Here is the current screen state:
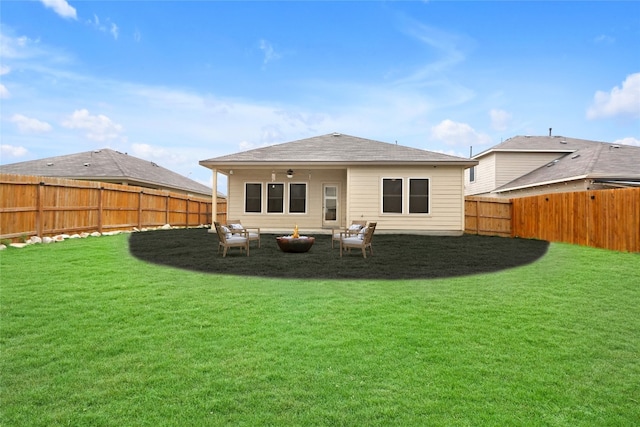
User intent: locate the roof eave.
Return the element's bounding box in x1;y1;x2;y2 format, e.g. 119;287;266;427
493;175;589;193
473;148;576;159
199;160;478;169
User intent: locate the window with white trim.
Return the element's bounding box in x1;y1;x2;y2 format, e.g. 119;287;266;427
382;178;403;213
289;183;307;214
245;183;262;213
382;177;430;214
409;178;430;214
267;183;284;213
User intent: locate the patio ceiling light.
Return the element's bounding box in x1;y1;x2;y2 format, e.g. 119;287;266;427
287;169;294;178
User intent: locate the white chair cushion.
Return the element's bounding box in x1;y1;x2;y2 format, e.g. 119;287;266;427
358;227;368;240
342;236;362;245
348;223;363;231
226;236;247;243
230;223;244;230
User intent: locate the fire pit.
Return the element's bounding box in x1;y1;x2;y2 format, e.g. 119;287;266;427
276;236;315;253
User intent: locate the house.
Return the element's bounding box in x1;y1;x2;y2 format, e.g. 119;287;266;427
465;135;640;198
0;148;216;199
199;133;477;235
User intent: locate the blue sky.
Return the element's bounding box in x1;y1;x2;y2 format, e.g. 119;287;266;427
1;1;639;191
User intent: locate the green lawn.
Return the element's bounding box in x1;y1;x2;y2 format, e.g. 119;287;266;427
1;232;639;426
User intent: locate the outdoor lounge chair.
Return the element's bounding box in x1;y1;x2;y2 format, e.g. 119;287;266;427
331;220;367;248
214;221;249;257
226;219;261;248
340;222;376;258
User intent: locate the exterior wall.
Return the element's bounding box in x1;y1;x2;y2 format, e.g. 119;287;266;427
225;168;346;231
465;153;496;196
495;152;561;188
347;165;465;234
225;165;467;234
465;151;563;196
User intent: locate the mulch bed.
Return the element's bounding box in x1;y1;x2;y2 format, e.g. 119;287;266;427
128;228;549;280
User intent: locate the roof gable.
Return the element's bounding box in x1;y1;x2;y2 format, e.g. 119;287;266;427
200;133;475;166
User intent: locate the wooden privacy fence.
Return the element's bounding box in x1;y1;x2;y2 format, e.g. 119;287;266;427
466;187;640;252
464;196;512;237
0;174;227;240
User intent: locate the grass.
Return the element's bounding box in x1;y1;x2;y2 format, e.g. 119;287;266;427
1;231;639;426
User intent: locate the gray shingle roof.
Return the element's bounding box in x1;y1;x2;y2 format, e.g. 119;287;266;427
199;133;476;167
494;141;640;193
474;135;606;157
0;149;214;197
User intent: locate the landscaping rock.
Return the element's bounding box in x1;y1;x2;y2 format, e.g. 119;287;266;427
10;243;28;248
0;244;6;250
29;236;43;244
43;237;54;244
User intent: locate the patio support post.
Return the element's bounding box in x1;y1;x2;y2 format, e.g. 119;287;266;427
211;169;218;226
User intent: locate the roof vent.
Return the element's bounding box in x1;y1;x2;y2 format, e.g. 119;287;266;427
547;160;559;167
560;140;567;144
332;132;341;137
611;145;620;149
571;154;581;159
84;163;90;167
47;162;54;166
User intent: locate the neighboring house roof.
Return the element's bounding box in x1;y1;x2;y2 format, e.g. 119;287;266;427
200;133;477;168
0;148;216;198
473;135;606;158
492;138;640;193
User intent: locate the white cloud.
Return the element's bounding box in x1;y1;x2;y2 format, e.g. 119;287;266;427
594;34;615;44
0;84;9;99
394;19;469;85
0;65;10;75
10;114;53;133
61;109;124;142
111;23;119;40
1;144;28;160
613;137;640;147
87;14;119;40
587;73;640;120
490;109;512;132
39;0;77;20
430;119;492;147
259;39;281;65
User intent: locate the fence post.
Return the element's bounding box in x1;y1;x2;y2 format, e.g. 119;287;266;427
138;191;143;229
37;182;44;237
165;195;170;225
98;187;104;233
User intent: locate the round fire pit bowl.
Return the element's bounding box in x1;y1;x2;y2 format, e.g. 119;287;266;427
276;236;316;253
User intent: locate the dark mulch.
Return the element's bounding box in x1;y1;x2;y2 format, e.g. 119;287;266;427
128;228;549;280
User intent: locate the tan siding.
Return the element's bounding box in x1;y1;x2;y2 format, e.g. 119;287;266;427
495;152;561;187
226;169;346;230
465;153;497;195
348;166;465;234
